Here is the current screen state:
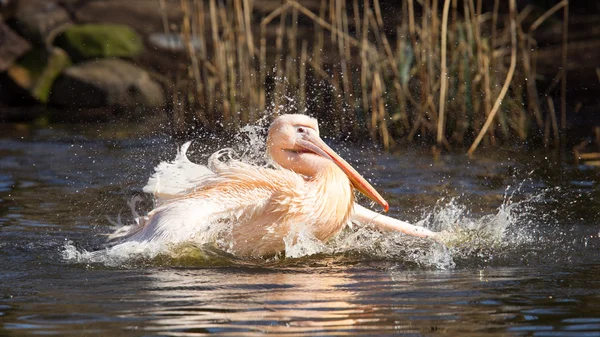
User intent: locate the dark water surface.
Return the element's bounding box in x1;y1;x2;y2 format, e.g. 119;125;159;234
1;123;599;336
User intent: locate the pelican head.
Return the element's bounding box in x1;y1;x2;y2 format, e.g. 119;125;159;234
267;114;389;212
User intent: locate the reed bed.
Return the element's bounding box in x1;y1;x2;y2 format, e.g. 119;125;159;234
170;0;569;154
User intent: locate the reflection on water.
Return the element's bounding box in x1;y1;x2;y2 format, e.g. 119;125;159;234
3;264;600;336
1;123;600;336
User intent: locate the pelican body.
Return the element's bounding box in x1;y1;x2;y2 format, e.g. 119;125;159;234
110;114;438;257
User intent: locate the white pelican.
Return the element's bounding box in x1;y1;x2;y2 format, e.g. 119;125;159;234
109;114;439;257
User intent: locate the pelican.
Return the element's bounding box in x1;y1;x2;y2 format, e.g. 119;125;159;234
109;114;439;257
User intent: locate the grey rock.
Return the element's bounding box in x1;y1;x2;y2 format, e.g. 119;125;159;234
148;33;203;52
0;0;19;19
49;58;165;111
0;21;31;71
11;0;70;46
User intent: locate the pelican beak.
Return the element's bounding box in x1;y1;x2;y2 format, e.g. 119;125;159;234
298;134;389;212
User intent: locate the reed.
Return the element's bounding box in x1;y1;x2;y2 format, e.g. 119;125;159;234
172;0;569;153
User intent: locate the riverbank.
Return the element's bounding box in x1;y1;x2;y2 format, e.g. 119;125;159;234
0;0;598;154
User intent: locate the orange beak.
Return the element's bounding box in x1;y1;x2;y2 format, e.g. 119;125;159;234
298;134;389;212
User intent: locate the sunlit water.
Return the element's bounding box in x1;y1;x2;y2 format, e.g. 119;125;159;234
1;122;599;336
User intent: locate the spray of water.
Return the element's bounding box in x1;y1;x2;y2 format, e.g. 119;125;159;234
61;117;552;270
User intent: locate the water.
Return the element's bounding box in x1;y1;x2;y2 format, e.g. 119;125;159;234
1;122;599;336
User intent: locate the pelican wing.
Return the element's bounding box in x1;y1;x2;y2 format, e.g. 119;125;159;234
111;150;305;248
143;142;214;203
352;204;440;240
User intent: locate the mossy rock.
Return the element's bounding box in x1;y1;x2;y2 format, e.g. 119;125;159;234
54;24;143;62
6;47;71;104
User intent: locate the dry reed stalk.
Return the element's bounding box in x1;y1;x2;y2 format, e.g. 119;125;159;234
468;0;518;156
239;0;257;124
333;0;341;46
308;60;335;84
424;0;435;97
490;0;499;59
181;0;204;122
373;73;391;149
272;6;288;116
331;67;345;133
232;0;244;125
407;0;429;134
194;0;215;121
314;1;325;69
395;26;411;130
242;0;254;56
544;110;551;146
341;0;355;119
173;73;186;135
227;40;238;128
286;56;296;112
158;0;170;36
407;116;423;142
517;25;543;129
299;40;307;114
371;71;379;142
287;0;370;51
219;3;236;127
560;2;568;132
258;2;290;112
372;0;405;128
352;0;361;36
360;1;370;120
173;0;555;152
482;53;495;146
547;97;559;148
329;0;336;44
527;0;569;136
335;0;351;122
463;0;484;136
289;6;299;90
420;0;432;124
431;0;439;48
456;23;469;143
258;28;266;111
207;0;230;126
437;0;451;145
467;0;492;143
530;0;568;32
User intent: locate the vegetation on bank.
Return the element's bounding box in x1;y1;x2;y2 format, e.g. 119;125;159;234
171;0;570;154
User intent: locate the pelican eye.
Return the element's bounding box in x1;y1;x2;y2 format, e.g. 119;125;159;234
297;127;306;134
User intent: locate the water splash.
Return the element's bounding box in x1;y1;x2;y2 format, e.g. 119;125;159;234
62;119;554;270
62;184;550;270
275;182;553;270
62;240;166;268
233;115;271;165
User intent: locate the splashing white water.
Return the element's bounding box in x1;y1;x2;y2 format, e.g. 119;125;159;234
62;120;548;270
62;184;545;270
233;115;271;165
62;240;166;268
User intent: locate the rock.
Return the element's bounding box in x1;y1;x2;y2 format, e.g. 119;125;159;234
0;0;19;19
6;47;71;103
72;0;182;36
49;58;165;111
8;0;71;46
148;33;203;53
0;21;31;71
54;24;143;61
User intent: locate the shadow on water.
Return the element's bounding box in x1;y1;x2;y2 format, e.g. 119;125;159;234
1;123;600;336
